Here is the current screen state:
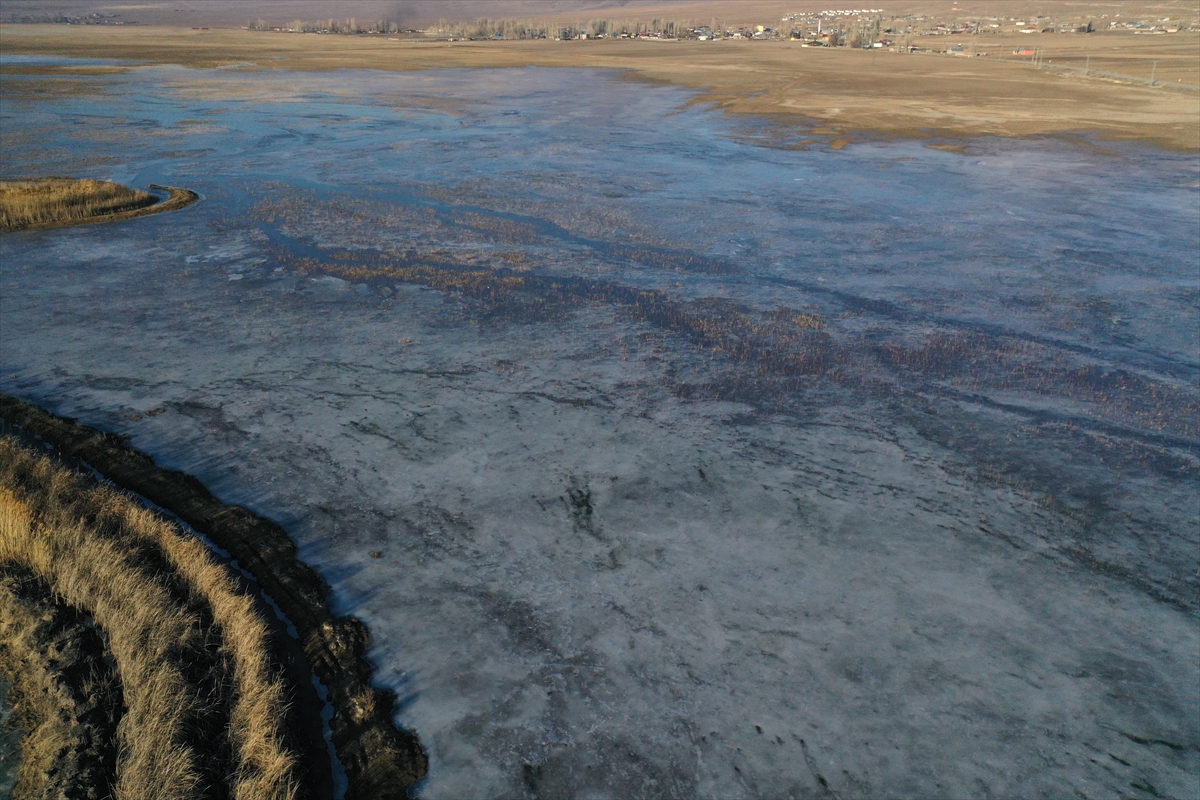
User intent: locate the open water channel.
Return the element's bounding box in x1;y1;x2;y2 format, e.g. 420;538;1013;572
1;58;1197;798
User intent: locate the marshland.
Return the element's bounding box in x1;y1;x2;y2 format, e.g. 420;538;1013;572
0;177;200;232
0;7;1198;799
0;436;302;799
0;178;154;230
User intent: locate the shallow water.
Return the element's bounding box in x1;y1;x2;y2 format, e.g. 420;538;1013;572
1;64;1197;798
0;54;144;66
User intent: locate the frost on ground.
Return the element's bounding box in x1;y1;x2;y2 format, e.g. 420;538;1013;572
1;64;1197;798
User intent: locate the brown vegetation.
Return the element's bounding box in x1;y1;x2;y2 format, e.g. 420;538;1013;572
0;396;429;799
0;178;199;232
0;178;154;230
259;233;1198;449
0;567;122;800
0;436;301;799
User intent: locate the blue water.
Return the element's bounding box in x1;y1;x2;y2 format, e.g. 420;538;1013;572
4;65;1196;355
4;65;1196;452
0;54;143;66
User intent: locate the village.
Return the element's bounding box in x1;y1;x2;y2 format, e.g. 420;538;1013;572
236;6;1199;48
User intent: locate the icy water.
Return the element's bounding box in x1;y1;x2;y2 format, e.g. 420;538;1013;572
1;62;1198;798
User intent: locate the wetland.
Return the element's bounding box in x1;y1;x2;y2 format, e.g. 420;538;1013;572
0;55;1197;799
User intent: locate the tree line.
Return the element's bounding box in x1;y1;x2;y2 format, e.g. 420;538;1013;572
249;18;409;34
248;17;698;39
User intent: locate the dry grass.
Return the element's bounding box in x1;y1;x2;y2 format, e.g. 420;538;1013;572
0;437;300;800
0;563;123;799
0;574;89;799
0;178;155;231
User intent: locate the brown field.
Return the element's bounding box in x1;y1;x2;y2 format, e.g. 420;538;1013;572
909;29;1200;85
0;437;300;799
1;21;1196;150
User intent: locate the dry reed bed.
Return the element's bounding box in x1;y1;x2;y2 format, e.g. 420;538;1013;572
0;567;122;799
0;178;155;231
0;436;300;800
0;178;200;232
0;396;428;799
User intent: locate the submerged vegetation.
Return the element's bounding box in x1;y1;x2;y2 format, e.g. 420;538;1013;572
0;437;301;799
272;238;1199;445
251;186;1197;614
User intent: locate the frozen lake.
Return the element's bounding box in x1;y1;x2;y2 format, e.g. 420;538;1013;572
1;62;1198;798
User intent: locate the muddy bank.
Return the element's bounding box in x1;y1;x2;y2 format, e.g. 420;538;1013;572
0;394;428;799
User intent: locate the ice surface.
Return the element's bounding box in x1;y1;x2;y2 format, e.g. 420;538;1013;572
1;65;1197;798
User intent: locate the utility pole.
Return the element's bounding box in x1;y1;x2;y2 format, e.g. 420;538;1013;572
1085;54;1090;74
1150;60;1157;85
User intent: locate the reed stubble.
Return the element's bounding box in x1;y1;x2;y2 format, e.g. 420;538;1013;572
0;437;300;800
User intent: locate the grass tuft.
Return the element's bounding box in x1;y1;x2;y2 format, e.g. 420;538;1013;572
0;437;300;799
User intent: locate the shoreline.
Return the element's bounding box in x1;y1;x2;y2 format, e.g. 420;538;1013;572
0;25;1196;152
0;395;429;799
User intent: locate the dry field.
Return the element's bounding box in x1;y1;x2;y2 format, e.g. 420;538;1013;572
1;20;1196;150
0;436;300;799
910;29;1200;84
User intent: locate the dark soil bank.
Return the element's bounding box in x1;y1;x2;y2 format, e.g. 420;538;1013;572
0;394;428;799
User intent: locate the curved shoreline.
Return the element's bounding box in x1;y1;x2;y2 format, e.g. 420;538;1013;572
0;25;1195;152
0;394;428;799
1;185;200;233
